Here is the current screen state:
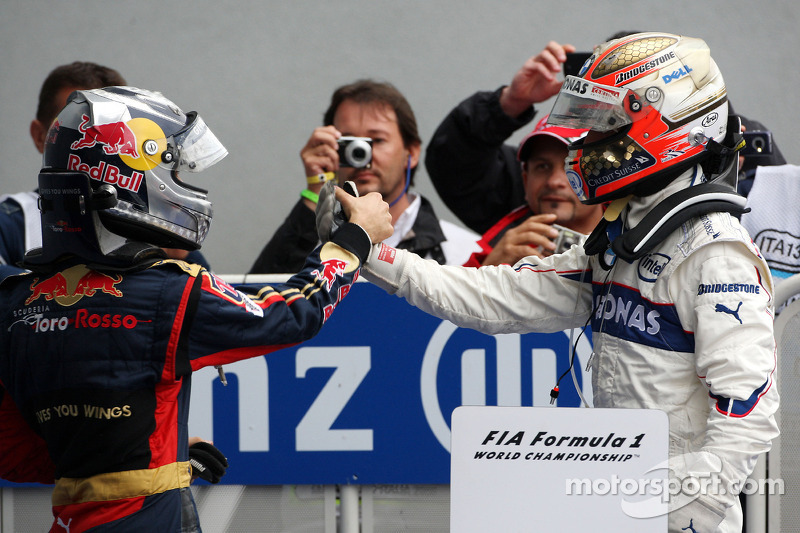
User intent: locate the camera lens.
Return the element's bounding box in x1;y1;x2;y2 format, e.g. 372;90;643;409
351;146;367;160
752;136;765;153
344;139;372;168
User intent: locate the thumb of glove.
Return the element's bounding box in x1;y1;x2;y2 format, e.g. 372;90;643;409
316;181;358;243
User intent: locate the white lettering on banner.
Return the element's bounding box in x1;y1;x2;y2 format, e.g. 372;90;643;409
187;322;592;455
462;347;558;408
461;349;487;405
188;357;270;451
497;335;522;406
532;349;558;406
295;347;373;451
188;349;371;453
421;322;594;453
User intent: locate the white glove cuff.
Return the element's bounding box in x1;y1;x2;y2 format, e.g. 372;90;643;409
361;243;407;294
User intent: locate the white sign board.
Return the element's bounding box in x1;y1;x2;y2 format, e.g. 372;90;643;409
450;406;668;532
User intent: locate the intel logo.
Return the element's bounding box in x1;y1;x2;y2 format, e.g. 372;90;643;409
638;253;671;283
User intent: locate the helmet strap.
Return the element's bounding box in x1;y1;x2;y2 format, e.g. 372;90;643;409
585;182;749;266
701;115;745;187
24;170;163;271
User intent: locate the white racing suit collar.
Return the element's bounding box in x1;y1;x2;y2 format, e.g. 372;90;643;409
585;165;748;266
625;167;701;228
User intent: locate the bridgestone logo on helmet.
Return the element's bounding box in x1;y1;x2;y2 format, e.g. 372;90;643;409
615;51;676;85
67;154;144;193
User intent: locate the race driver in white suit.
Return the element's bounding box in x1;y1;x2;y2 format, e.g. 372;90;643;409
357;32;779;532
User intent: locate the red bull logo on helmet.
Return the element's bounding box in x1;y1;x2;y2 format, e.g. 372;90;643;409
26;266;123;306
71;114;140;158
67;154;143;193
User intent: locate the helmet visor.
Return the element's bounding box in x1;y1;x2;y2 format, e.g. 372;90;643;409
549;76;654;133
171;113;228;173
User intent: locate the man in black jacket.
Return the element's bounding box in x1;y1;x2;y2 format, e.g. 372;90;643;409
425;41;574;235
249;79;479;274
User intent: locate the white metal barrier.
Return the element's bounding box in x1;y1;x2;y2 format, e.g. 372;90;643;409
744;273;800;533
0;484;451;532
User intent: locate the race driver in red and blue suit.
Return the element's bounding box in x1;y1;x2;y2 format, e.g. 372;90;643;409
0;86;392;532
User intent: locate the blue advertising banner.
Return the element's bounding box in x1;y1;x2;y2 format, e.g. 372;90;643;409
186;279;594;486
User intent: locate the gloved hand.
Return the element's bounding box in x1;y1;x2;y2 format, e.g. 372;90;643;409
316;180;358;242
189;441;228;484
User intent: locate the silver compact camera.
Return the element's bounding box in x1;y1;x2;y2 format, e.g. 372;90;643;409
552;224;587;254
338;136;373;168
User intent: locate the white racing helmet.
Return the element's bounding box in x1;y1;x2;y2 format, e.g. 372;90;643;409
548;33;729;204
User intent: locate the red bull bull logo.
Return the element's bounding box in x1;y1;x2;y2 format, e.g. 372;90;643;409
74;271;124;298
71;114;140;158
25;273;69;305
26;266;124;306
312;259;348;291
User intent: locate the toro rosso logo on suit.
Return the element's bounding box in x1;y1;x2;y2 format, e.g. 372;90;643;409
26;310;148;333
26;267;123;306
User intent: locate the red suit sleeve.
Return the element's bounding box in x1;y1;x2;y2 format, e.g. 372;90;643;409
0;387;56;484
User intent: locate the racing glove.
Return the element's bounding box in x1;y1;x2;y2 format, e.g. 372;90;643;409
189;441;228;484
315;180;358;242
361;243;409;294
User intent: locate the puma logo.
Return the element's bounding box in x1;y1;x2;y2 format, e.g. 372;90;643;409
715;301;743;324
681;518;697;533
57;517;73;532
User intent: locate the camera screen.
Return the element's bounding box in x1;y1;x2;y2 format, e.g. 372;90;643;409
552;224;587;254
563;52;592;77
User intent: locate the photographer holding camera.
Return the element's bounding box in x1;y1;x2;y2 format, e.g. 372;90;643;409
249;79;480;273
463;115;602;267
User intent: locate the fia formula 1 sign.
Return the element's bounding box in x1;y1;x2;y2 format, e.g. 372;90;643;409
450;407;668;531
188;280;594;485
